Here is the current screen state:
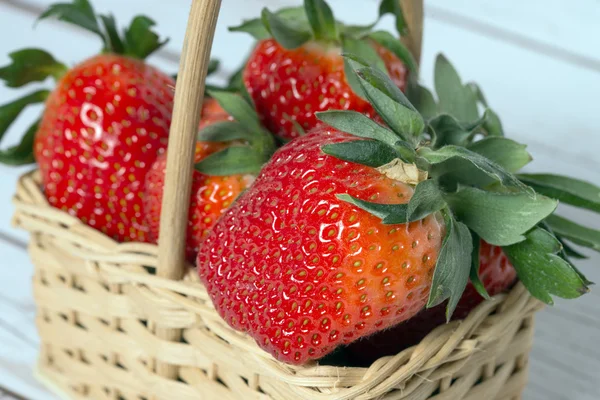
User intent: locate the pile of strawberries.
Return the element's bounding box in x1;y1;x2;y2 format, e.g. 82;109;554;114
2;0;599;367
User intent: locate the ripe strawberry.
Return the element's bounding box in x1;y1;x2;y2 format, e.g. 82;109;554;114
197;54;592;365
0;0;174;242
231;0;417;140
144;98;260;262
340;241;517;366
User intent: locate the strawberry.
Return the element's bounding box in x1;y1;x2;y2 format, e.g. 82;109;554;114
144;96;273;262
196;53;595;365
231;0;417;140
340;241;517;366
0;0;174;242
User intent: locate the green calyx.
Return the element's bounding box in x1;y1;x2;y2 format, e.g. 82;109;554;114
194;90;276;177
38;0;169;59
316;53;597;318
229;0;419;88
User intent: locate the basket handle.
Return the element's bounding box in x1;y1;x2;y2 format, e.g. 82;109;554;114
400;0;424;66
154;0;222;379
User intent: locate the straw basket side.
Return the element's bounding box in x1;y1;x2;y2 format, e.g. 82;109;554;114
10;0;546;398
13;170;543;400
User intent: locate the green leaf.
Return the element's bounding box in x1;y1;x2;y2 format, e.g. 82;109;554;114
99;14;125;54
304;0;338;41
428;210;473;320
503;227;590;305
262;8;312;49
355;66;424;142
406;84;438;120
229;7;307;40
469;137;531;173
0;49;67;87
0;90;49;144
38;0;105;43
378;0;408;35
545;214;600;253
466;82;504;136
559;239;589;260
406;179;446;221
518;173;600;214
195;146;265;176
421;145;532;193
124;16;169;59
315;110;399;146
207;59;220;76
434;54;478;123
369;31;418;74
0;119;38;165
469;235;490;300
207;90;262;133
342;38;389;100
322;140;399;167
198;121;256;143
445;186;558;246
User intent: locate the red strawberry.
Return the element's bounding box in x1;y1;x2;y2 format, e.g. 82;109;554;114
144;98;256;262
0;0;174;242
197;127;446;364
231;0;416;140
196;54;590;366
341;241;517;366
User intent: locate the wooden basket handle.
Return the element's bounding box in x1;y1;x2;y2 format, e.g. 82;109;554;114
157;0;424;282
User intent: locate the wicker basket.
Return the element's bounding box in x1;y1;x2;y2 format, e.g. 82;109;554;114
12;0;545;399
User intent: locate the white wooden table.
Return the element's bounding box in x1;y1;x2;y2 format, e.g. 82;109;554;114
0;0;599;399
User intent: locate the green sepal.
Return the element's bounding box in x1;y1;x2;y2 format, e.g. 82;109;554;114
434;54;479;123
429;114;472;148
518;173;600;214
99;14;125;54
207;90;263;133
420;145;532;193
469;234;490;300
195;146;265;176
315;110;399;146
427;209;473;321
261;8;312;49
369;30;418;74
123;16;169;59
406;179;446;221
406;83;438;120
466;82;504;136
503;227;591;305
431;137;532;190
0;119;39;166
445;186;558;246
545;214;600;253
337;180;445;225
304;0;338;41
342;37;388;100
198;121;256;143
0;49;67;88
38;0;104;40
378;0;408;35
322;140;399;167
229;7;307;41
0;90;49;144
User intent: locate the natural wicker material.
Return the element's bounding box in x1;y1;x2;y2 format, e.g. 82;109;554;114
14;170;544;400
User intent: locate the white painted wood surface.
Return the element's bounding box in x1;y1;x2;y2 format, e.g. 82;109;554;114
0;0;598;399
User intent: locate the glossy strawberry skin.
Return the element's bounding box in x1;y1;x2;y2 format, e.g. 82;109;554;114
244;39;408;141
34;54;175;243
342;241;517;366
144;99;254;262
196;126;444;365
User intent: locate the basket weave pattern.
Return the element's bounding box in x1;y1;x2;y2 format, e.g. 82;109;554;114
13;170;544;400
